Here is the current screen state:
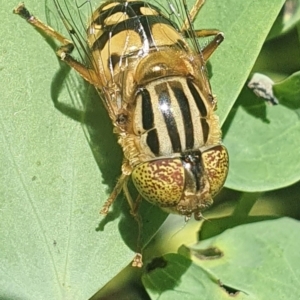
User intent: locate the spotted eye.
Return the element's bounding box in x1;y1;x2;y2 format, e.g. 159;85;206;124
131;158;185;207
201;145;229;196
132;146;228;215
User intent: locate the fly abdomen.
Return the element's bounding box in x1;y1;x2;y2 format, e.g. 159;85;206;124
87;1;183;83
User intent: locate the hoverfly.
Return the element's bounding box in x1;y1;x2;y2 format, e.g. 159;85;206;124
14;0;229;267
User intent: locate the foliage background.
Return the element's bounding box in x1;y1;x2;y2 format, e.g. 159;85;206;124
1;0;300;299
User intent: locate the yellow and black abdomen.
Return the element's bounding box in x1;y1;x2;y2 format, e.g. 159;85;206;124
87;0;185;86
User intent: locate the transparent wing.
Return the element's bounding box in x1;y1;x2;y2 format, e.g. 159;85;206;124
46;0;95;68
46;0;204;72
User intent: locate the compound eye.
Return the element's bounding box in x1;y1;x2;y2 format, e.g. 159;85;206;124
202;145;229;196
131;158;184;207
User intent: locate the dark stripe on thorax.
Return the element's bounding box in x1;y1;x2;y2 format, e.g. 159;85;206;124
187;78;209;143
201;118;209;144
155;82;181;153
187;78;207;117
169;81;194;150
139;88;159;155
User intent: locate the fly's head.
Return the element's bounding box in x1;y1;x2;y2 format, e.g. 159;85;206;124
131;145;229;218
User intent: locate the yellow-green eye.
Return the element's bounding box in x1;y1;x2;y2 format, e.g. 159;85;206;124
131;158;185;207
131;146;229;216
202;145;229;196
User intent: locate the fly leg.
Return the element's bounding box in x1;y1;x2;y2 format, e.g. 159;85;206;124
100;174;129;215
123;183;143;268
100;174;143;268
13;3;101;87
182;0;205;27
193;29;224;61
181;0;224;61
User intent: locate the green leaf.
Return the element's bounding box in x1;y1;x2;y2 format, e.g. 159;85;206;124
143;254;229;300
274;70;300;116
223;84;300;192
268;0;300;39
143;218;300;300
252;28;300;78
192;0;286;124
223;15;300;192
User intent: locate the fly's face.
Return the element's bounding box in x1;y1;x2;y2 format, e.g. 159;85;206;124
14;0;228;266
132;145;228;218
